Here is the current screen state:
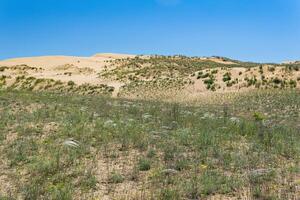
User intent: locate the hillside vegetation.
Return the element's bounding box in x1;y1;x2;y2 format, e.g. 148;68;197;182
0;55;299;100
99;56;300;97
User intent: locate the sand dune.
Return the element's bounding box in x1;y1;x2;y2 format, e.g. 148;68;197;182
1;53;299;99
0;53;137;69
0;53;233;69
0;54;135;96
0;55;108;70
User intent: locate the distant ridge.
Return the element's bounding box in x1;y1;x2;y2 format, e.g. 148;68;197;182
282;60;300;64
92;53;136;59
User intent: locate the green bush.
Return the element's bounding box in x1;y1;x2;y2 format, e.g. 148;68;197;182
223;72;231;82
67;81;75;86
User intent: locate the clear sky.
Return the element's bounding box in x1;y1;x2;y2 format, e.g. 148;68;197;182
1;0;299;62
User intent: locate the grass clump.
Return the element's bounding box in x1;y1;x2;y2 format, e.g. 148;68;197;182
109;171;124;184
138;158;151;171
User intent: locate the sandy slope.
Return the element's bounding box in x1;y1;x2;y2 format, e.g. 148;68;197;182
1;55;110;69
1;53;299;100
0;53;133;95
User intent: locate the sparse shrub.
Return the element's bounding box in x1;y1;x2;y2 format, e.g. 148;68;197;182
203;76;215;91
245;76;257;86
138;158;151;171
81;170;97;190
289;80;297;88
200;73;209;79
107;87;114;92
64;72;72;76
272;77;281;84
253;112;264;121
211;69;218;74
163;143;178;162
16;75;25;82
23;183;41;200
196;71;203;79
47;183;73;200
34;78;44;86
174;158;190;171
293;65;299;71
223;72;231;82
67;81;75;86
0;75;6;81
0;66;7;72
0;75;6;87
226;81;233;87
259;65;263;74
159;188;181;200
147;148;156;158
54;80;63;85
268;66;275;72
109;171;124;184
204;78;214;85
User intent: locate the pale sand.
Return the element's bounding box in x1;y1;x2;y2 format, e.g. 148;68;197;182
0;55;107;70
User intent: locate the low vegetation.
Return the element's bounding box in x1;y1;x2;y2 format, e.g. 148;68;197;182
0;75;114;95
0;89;299;199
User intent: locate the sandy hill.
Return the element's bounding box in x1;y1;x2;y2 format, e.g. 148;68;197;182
0;54;127;69
0;54;299;101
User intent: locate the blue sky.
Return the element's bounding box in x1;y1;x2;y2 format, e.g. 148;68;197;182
0;0;299;62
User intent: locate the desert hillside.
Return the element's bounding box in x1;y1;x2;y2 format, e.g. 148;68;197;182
0;53;299;101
